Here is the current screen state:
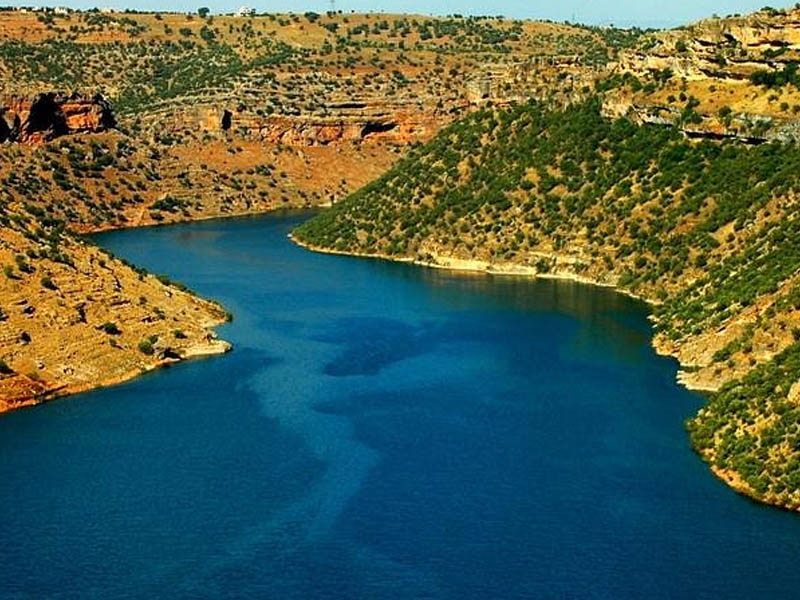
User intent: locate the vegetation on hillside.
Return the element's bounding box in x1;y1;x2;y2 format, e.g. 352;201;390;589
0;10;612;119
0;10;617;232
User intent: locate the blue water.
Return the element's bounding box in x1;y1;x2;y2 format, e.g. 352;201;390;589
1;210;799;599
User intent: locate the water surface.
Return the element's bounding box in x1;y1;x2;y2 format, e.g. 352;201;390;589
1;211;799;599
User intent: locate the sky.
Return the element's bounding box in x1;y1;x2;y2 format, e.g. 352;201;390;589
2;0;783;28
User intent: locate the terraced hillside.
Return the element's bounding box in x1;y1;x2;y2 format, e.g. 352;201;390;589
293;98;800;511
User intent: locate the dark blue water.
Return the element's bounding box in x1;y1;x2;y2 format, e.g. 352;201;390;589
1;211;799;599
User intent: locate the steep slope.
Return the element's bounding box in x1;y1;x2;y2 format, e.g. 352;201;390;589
293;99;800;511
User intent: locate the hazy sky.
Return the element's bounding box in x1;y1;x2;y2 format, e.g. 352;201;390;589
3;0;782;28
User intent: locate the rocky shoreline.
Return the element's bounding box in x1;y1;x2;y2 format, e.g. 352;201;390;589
0;230;234;416
0;318;231;416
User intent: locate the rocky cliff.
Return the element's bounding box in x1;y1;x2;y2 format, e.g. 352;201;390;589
135;53;602;150
617;8;800;81
607;6;800;142
0;92;115;144
160;102;451;147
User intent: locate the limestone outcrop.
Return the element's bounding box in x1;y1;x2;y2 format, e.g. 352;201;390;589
227;112;443;146
149;100;456;147
607;6;800;142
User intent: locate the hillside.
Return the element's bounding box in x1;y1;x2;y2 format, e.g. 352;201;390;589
293;97;800;511
0;9;619;229
293;5;800;512
0;9;611;141
0;204;231;413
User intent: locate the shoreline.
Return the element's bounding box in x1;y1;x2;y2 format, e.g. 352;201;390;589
0;327;231;416
0;206;317;417
81;204;318;235
0;273;233;417
289;234;652;300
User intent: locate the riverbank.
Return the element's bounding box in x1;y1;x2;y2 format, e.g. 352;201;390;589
0;332;231;414
0;228;233;416
0;207;336;417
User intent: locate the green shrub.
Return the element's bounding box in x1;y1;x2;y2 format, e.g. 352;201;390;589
138;339;154;355
100;322;121;335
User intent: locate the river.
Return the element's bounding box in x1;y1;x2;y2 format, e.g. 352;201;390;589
1;211;799;599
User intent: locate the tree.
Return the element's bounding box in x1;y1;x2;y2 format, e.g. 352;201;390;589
101;322;121;335
197;7;210;18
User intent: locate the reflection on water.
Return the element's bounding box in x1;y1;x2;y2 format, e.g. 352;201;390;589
415;266;637;317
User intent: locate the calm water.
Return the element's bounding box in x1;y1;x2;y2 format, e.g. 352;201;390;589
1;211;799;599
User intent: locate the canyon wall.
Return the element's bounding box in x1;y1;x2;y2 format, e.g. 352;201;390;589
184;103;451;146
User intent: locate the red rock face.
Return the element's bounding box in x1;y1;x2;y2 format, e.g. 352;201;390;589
237;108;457;147
254;114;438;146
0;92;115;144
157;103;456;148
